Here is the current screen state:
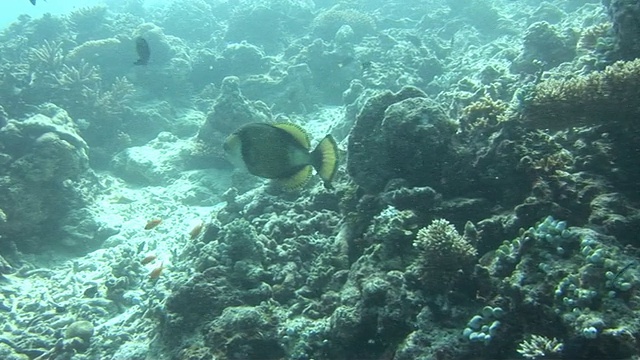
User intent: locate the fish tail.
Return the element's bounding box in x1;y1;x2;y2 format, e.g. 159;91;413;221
311;135;339;189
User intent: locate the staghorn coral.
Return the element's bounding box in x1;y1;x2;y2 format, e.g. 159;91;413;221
89;76;134;112
520;58;640;130
54;60;101;90
30;39;65;71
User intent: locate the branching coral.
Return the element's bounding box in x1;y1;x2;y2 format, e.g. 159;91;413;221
30;39;65;71
460;96;509;132
412;219;477;289
83;76;135;117
54;60;101;90
517;334;563;359
520;58;640;130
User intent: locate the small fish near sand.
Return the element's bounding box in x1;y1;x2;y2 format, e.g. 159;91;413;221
149;262;164;280
224;122;339;190
140;254;157;265
189;221;204;240
134;37;150;65
29;0;36;4
144;218;162;230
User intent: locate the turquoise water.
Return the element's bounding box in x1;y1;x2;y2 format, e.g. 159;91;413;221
0;1;638;359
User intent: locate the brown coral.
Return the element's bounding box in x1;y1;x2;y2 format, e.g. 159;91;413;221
520;58;640;130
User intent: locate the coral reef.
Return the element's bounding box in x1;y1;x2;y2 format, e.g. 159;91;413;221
1;1;639;360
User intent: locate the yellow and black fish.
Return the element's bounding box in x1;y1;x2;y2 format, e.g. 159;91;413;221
224;123;339;190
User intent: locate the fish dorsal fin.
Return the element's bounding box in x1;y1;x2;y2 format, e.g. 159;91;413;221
272;123;311;150
278;165;313;190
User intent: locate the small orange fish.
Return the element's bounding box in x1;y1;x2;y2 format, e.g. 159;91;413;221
140;254;157;265
189;221;204;240
149;262;164;279
145;218;162;230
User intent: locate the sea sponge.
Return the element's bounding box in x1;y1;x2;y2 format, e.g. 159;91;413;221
520;58;640;129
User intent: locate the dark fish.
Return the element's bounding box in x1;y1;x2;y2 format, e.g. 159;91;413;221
134;37;150;65
224;122;339;189
30;0;36;4
361;60;372;71
83;286;98;298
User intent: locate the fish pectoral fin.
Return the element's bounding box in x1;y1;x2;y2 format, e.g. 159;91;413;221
312;135;339;188
277;165;313;190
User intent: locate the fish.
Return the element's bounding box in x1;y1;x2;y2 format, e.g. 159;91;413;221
83;286;98;298
223;123;339;190
30;0;36;4
141;254;157;265
149;262;164;279
144;218;162;230
134;37;150;65
189;221;204;240
337;56;355;68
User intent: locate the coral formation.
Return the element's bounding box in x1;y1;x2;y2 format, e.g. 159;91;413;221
0;104;95;251
511;21;576;74
411;219;477;291
347;86;457;193
311;8;375;41
517;334;564;359
605;0;640;60
0;1;639;360
520;58;640;129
